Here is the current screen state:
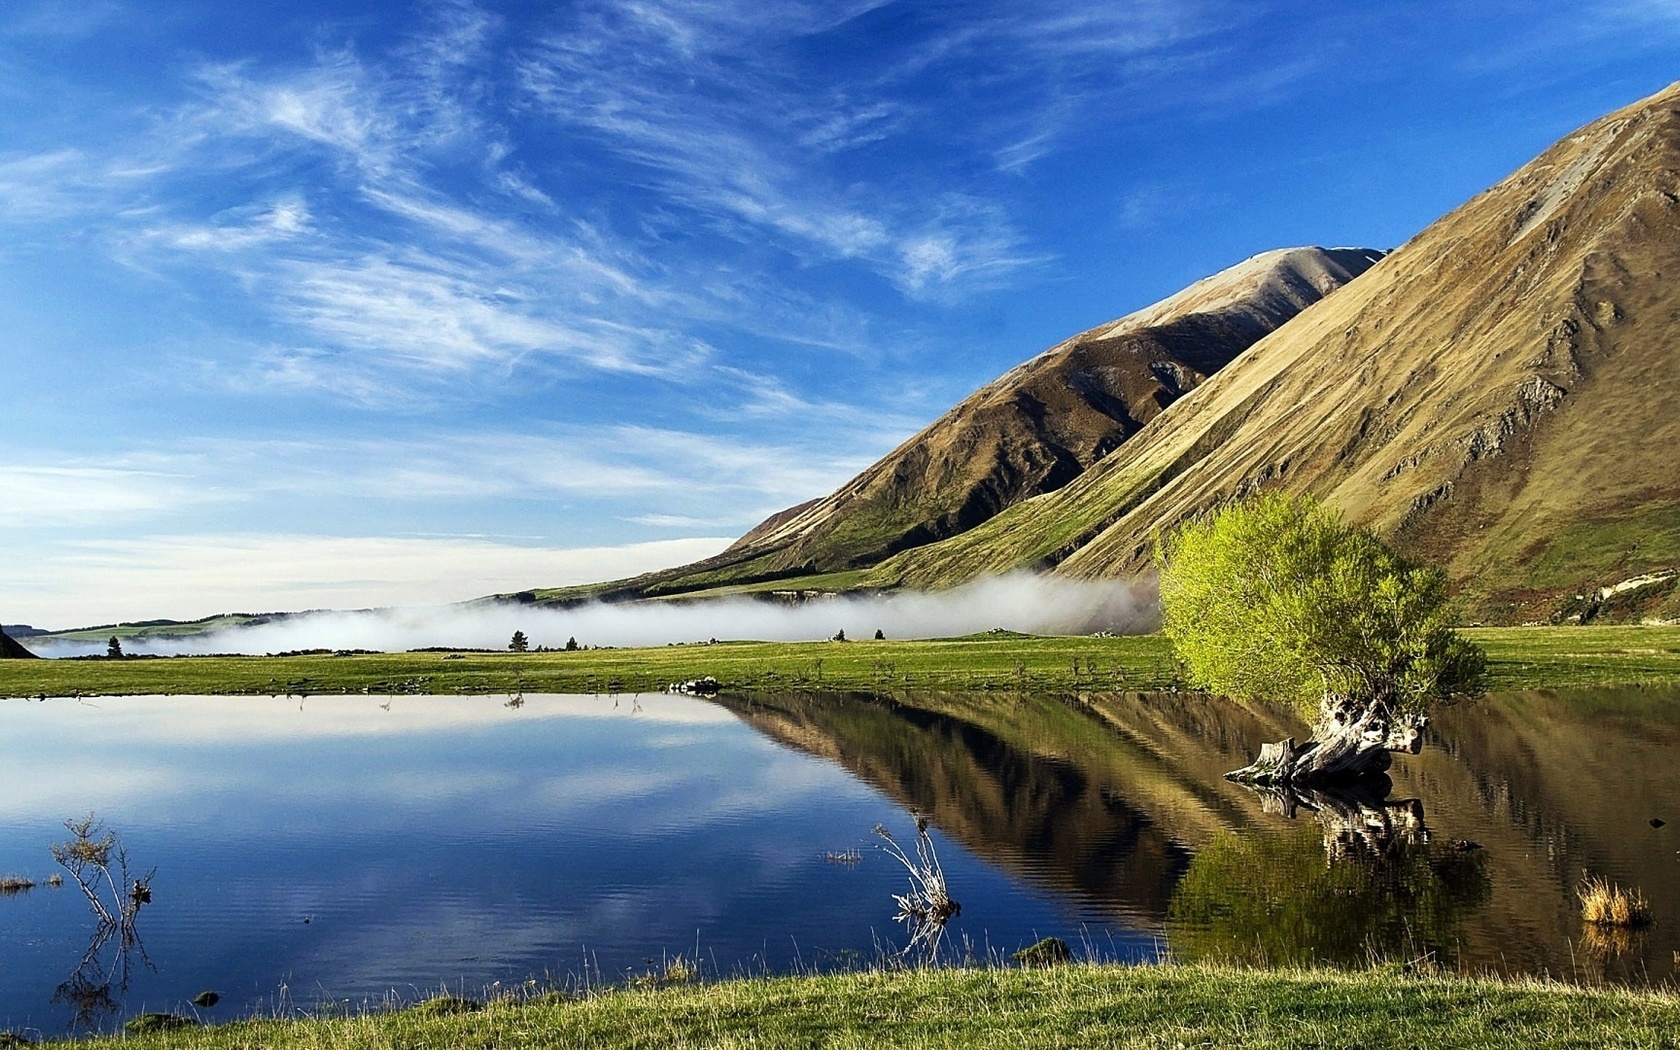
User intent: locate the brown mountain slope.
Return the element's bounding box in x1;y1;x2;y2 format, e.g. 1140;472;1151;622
0;626;37;659
533;247;1381;603
724;247;1383;575
877;79;1680;624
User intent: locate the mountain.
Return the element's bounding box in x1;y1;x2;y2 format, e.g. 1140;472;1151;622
0;626;38;659
725;248;1384;569
527;246;1381;604
869;79;1680;624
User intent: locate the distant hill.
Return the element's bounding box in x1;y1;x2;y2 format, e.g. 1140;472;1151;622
868;79;1680;624
525;246;1381;604
23;612;310;647
0;626;38;659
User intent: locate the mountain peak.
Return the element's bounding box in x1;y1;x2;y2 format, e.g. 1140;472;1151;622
1096;247;1387;341
874;78;1680;624
569;245;1382;600
521;245;1383;604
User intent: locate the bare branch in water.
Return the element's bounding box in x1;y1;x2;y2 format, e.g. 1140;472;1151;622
875;815;960;961
48;815;155;1030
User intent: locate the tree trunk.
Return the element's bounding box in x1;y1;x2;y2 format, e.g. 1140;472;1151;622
1226;694;1426;786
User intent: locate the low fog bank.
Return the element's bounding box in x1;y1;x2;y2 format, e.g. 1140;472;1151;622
38;574;1159;657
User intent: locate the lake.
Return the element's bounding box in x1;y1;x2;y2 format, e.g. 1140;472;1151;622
1;687;1677;1036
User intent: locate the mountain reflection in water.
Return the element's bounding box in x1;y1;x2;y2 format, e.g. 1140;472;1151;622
714;688;1680;983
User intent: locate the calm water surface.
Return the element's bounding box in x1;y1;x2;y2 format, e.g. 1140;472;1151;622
0;687;1677;1036
0;692;1108;1036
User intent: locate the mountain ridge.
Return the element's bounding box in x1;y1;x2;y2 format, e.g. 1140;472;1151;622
866;79;1680;623
0;625;38;659
525;246;1382;604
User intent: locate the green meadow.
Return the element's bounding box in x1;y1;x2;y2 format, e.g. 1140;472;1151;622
5;625;1680;698
74;964;1680;1050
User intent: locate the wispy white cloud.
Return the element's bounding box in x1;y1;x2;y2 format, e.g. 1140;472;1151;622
264;250;695;378
629;513;726;529
706;367;921;437
188;53;413;177
1002;0;1229;59
1596;0;1680;23
3;534;734;626
0;460;231;526
0;0;1277;416
0;148;104;223
0;427;882;544
132;196;313;252
516;1;1054;298
1114;183;1228;231
0;18;716;399
0;0;122;40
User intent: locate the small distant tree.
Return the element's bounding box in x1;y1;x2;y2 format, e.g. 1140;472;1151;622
1157;494;1485;784
832;628;847;642
508;630;529;653
874;629;886;640
565;636;579;651
106;637;123;659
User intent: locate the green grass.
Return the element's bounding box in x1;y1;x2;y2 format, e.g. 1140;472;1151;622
0;634;1182;698
56;964;1680;1049
641;568;881;600
1466;624;1680;689
6;626;1680;698
1482;504;1680;595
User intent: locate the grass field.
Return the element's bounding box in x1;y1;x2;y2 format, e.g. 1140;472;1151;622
66;964;1680;1050
3;625;1680;699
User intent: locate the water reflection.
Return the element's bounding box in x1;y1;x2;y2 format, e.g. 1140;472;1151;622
717;687;1680;983
0;693;1087;1036
1172;781;1491;967
54;916;153;1032
1168;820;1490;968
1;684;1675;1036
1242;780;1428;861
713;691;1208;923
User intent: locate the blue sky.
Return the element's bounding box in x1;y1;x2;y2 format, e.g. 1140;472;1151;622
2;0;1677;627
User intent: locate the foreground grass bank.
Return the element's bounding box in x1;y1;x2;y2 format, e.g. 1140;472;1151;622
3;625;1680;699
69;964;1680;1050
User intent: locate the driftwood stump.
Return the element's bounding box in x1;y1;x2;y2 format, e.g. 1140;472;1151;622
1226;695;1426;786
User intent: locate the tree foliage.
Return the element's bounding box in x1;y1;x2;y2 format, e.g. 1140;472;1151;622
1157;494;1485;716
508;630;529;653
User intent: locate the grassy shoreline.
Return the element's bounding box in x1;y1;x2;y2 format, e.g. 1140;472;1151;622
3;626;1680;699
64;963;1680;1049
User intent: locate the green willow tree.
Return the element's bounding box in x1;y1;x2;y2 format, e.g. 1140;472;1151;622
1157;494;1485;784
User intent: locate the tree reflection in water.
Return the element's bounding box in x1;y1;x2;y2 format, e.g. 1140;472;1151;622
52;920;154;1032
1168;781;1490;968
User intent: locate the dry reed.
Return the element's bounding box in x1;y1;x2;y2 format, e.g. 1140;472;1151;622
1577;874;1652;927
